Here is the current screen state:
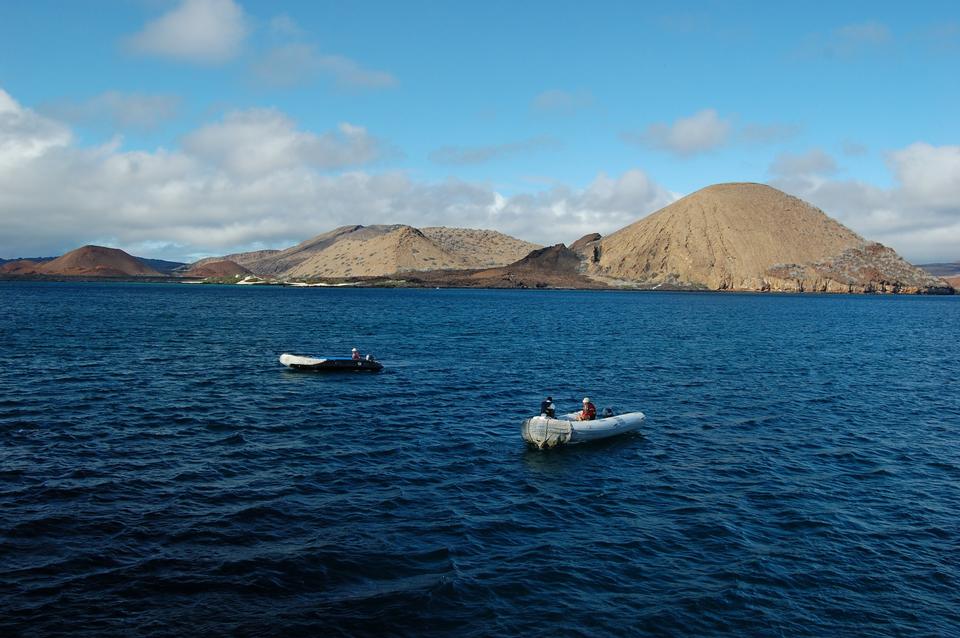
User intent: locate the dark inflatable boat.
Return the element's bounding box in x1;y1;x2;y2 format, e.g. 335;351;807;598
279;353;383;372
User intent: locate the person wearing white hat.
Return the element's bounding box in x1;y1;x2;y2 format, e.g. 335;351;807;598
579;397;597;421
351;347;361;361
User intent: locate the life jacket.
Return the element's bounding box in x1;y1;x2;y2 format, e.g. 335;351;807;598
352;352;361;360
581;402;597;421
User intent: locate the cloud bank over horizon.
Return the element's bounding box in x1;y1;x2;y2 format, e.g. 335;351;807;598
1;86;958;264
0;88;678;262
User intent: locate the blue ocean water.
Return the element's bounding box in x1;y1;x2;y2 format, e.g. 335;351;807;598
1;282;959;637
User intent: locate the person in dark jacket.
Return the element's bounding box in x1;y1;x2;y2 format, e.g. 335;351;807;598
540;396;556;418
579;397;597;421
352;347;361;361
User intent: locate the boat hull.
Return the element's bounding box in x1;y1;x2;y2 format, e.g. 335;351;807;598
279;353;383;372
521;411;645;449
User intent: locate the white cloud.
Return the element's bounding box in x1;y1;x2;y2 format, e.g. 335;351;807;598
251;43;397;89
769;144;960;263
622;108;732;156
888;143;960;208
492;170;677;243
0;89;72;169
41;91;180;131
531;90;594;115
182;109;385;175
126;0;249;65
0;87;673;261
429;136;561;165
623;109;798;157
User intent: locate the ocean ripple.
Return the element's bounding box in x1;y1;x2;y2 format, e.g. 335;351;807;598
1;284;959;636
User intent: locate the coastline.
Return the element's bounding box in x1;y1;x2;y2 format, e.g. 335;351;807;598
1;273;954;295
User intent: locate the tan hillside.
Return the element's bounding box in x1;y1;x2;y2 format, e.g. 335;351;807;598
570;233;602;254
0;259;41;274
203;225;409;276
589;183;949;293
283;226;471;278
191;249;280;272
198;224;540;278
183;260;251;278
945;275;960;290
245;225;386;275
421;227;541;268
37;245;163;277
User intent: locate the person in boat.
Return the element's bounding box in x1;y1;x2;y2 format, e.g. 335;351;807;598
352;347;361;361
579;397;597;421
540;396;556;418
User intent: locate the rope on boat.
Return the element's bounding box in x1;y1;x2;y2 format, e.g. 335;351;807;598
522;417;572;449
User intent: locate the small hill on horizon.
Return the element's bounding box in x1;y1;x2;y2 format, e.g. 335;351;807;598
140;257;186;274
920;262;960;277
0;256;55;266
31;245;165;277
183;260;251;278
586;183;950;293
191;248;281;272
0;259;44;275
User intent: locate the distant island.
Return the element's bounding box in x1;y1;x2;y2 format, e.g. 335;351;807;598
2;183;954;294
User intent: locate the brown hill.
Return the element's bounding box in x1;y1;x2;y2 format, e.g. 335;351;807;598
0;259;41;275
588;183;949;293
464;244;600;288
945;275;960;290
385;244;601;289
36;245;164;277
191;248;281;272
183;260;251;278
420;227;541;268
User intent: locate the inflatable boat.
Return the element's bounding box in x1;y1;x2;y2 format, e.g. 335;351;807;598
521;410;645;449
279;353;383;372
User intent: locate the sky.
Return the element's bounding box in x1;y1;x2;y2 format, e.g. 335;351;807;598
0;0;958;263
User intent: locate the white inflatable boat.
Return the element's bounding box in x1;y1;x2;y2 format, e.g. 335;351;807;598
279;353;383;372
521;411;646;449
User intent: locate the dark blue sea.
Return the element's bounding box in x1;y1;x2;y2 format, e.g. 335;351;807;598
1;282;959;637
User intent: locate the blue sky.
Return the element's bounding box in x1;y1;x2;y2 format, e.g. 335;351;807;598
1;0;958;262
